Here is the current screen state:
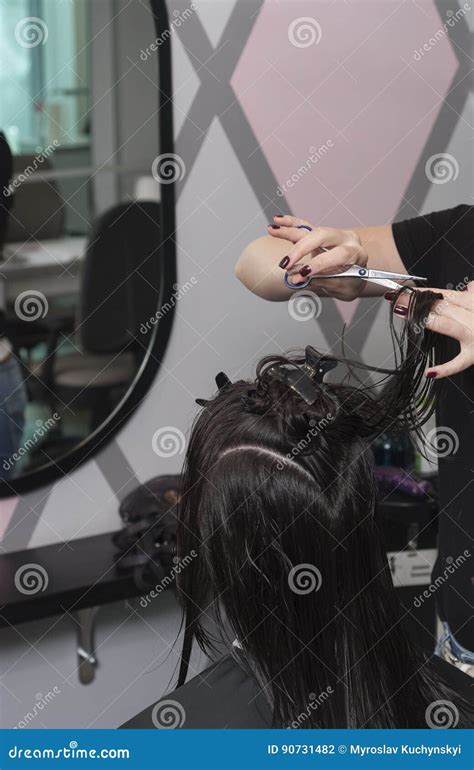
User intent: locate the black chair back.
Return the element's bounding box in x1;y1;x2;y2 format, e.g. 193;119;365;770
78;201;161;354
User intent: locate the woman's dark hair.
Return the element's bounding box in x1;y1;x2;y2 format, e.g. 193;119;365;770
176;288;472;728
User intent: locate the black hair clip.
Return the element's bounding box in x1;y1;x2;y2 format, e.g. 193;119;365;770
267;346;338;405
195;371;232;407
215;372;231;391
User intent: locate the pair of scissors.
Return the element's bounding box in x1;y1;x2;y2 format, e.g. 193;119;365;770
283;225;427;291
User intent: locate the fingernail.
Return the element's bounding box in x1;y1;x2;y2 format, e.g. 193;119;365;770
425;371;437;379
279;256;290;269
384;291;397;301
274;214;285;218
299;265;312;277
268;224;281;229
393;305;407;316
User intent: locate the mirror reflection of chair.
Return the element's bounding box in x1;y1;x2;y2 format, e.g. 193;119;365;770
4;153;68;389
29;201;162;445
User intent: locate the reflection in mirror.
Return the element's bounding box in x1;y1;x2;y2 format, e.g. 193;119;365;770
0;0;162;481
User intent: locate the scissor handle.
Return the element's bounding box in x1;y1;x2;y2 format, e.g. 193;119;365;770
282;225;313;288
283;272;312;289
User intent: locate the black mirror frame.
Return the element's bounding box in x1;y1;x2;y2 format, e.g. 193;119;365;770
0;0;176;498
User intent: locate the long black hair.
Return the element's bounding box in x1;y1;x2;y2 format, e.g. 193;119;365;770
176;288;472;728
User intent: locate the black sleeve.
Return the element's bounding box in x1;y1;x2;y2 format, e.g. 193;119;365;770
392;204;474;287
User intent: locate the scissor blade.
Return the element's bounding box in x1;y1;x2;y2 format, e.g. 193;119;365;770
364;278;404;291
366;269;427;282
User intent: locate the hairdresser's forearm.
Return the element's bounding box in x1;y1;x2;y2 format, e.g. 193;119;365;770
236;224;408;302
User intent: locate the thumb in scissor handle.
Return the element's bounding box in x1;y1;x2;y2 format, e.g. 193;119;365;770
283;225;314;288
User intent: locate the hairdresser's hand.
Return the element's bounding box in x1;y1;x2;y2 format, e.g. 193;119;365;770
268;215;368;301
386;282;474;379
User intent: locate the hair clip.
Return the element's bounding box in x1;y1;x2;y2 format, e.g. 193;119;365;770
304;346;338;382
215;372;232;391
196;371;232;407
267;346;338;405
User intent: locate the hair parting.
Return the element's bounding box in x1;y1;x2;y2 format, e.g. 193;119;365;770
175;289;471;728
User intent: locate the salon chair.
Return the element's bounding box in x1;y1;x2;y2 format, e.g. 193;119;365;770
29;200;162;431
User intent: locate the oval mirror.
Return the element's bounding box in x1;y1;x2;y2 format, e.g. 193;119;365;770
0;0;175;495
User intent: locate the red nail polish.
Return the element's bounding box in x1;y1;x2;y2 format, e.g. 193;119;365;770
269;224;281;229
274;214;285;218
393;305;408;316
299;265;312;277
279;256;290;269
384;291;397;301
425;371;437;379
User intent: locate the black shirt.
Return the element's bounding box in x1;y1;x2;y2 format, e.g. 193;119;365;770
392;204;474;650
121;652;472;728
